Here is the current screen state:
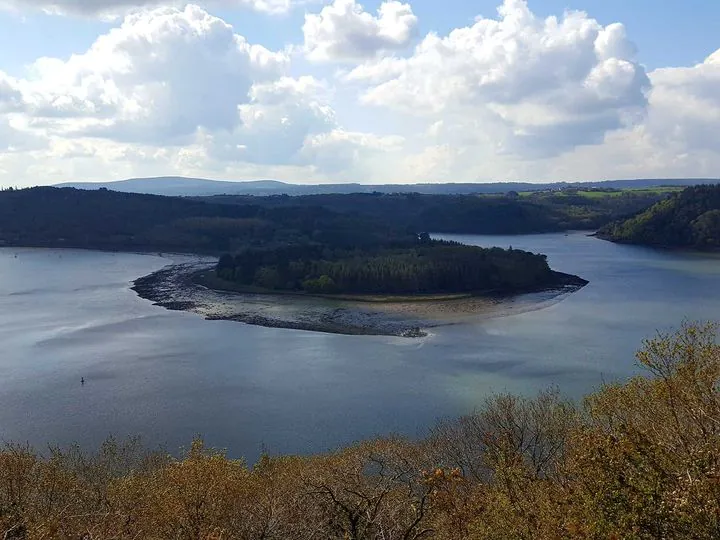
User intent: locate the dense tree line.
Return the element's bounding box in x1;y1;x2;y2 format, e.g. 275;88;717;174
200;189;670;235
0;187;415;253
0;187;563;295
0;186;669;254
1;323;719;538
216;241;554;294
599;184;720;248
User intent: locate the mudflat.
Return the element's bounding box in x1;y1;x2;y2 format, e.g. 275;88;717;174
132;262;588;337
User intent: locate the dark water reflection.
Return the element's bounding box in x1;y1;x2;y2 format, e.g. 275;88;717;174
1;233;719;461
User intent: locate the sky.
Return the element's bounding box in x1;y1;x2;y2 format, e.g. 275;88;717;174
0;0;718;187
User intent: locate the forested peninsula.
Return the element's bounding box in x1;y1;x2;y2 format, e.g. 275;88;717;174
0;186;600;335
598;184;720;249
2;184;679;333
0;186;581;296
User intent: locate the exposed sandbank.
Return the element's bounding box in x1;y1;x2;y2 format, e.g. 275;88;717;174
132;262;588;338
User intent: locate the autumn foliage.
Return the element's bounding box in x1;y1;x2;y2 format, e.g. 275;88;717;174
2;322;719;539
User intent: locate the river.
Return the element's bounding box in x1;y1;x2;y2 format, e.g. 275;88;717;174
1;232;719;461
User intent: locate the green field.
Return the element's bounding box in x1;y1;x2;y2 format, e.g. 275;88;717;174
518;186;685;199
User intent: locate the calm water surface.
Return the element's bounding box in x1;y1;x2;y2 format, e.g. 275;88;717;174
1;233;719;461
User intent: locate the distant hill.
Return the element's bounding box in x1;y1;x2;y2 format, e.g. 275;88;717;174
598;184;720;249
55;177;290;197
54;176;720;197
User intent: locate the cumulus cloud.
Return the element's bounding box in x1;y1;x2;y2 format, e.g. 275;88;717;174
3;0;720;187
301;129;404;172
357;0;649;157
19;5;287;144
0;118;47;153
644;49;720;153
304;0;417;62
203;76;336;164
0;3;410;182
0;0;293;17
402;46;720;181
200;76;405;173
0;73;24;113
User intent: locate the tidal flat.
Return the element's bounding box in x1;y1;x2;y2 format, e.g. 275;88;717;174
132;261;588;337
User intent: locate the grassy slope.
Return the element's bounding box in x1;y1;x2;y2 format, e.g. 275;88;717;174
519;186;684;199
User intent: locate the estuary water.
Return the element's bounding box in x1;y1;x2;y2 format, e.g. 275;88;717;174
1;232;719;461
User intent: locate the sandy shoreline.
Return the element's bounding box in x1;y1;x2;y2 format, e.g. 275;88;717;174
132;262;588;338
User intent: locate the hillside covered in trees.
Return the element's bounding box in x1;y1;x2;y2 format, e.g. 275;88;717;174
598;184;720;248
0;187;416;254
0;186;669;253
200;188;669;235
0;323;718;539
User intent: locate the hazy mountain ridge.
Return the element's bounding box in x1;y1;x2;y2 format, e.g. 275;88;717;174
54;176;720;197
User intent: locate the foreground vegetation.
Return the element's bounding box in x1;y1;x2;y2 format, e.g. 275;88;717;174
2;322;719;539
599;184;720;248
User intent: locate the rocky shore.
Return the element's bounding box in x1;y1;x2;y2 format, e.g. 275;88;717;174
132;262;588;338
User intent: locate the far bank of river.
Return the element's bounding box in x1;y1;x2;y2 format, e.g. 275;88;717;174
131;261;589;338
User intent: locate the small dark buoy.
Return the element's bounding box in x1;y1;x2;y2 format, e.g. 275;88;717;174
81;377;85;386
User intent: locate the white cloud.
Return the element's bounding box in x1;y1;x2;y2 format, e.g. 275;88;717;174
202;76;336;164
0;72;24;113
200;76;405;174
0;118;47;153
395;46;720;183
18;5;287;144
358;0;649;157
398;144;462;182
301;129;404;172
644;50;720;154
3;0;720;187
342;56;405;83
0;0;294;17
0;2;412;184
304;0;417;62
